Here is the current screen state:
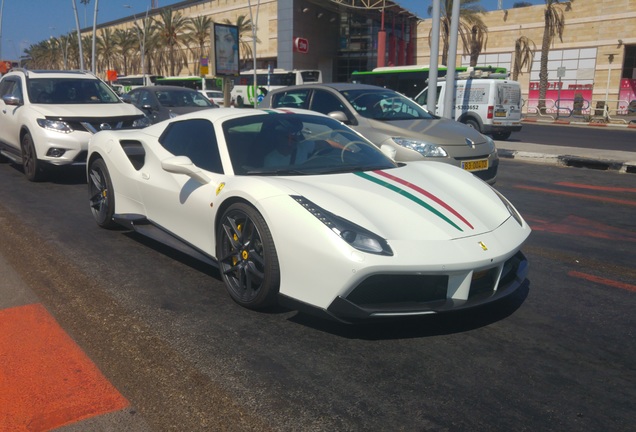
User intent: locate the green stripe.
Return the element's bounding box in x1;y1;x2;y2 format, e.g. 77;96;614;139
355;172;463;231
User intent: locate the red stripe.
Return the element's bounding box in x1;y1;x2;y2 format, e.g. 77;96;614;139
515;185;636;207
569;271;636;292
555;182;636;194
374;170;474;229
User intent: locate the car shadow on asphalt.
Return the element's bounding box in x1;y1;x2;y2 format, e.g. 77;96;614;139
119;229;530;340
4;162;87;185
287;281;530;340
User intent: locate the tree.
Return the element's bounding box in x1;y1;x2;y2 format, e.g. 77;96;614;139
427;0;487;66
465;23;488;67
538;0;574;112
113;29;138;76
512;35;536;81
185;15;213;76
154;8;191;76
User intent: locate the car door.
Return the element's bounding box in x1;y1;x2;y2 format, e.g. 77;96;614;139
0;76;24;150
136;118;225;254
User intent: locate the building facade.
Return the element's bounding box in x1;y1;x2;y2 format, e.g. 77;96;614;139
90;0;635;113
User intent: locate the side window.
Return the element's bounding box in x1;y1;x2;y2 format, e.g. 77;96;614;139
159;119;223;174
310;90;346;115
272;90;309;109
0;78;22;100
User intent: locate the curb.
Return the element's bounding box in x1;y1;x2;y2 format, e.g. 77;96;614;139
498;149;636;174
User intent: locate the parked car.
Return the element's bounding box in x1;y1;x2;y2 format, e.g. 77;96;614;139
122;85;218;124
0;68;150;181
413;76;523;140
260;83;499;184
199;89;225;106
87;108;530;322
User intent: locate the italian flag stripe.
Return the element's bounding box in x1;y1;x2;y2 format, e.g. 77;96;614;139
373;170;474;230
354;171;463;231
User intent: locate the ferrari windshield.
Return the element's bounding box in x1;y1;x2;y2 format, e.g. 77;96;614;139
223;113;397;175
341;89;437;121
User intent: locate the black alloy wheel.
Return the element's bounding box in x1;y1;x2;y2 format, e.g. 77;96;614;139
217;202;280;309
88;158;117;229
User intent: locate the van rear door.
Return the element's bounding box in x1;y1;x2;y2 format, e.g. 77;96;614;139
493;81;522;122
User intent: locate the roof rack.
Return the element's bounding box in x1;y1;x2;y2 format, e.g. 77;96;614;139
455;68;510;80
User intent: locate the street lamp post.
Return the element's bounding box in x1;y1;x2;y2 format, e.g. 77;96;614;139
247;0;260;108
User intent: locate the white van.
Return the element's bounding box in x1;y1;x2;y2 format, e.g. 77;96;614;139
414;76;522;140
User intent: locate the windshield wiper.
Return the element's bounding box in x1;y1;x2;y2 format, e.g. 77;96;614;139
245;168;312;176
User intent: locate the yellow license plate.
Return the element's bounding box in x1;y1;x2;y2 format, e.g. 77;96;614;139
462;159;489;172
495;110;507;117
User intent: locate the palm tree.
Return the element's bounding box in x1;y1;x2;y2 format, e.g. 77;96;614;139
464;23;488;67
223;15;259;69
538;0;574;112
96;28;117;73
512;35;536;81
113;29;138;76
427;0;487;66
185;15;214;76
154;8;191;76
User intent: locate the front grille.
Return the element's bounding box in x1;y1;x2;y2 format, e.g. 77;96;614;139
346;274;448;306
46;115;145;133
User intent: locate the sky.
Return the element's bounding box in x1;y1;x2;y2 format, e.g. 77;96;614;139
0;0;546;61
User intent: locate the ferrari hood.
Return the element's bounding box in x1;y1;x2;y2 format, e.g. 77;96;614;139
362;117;487;146
266;162;516;241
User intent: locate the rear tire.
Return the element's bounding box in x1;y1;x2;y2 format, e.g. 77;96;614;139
21;132;46;182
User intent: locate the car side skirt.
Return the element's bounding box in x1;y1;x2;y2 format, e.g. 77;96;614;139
113;213;218;268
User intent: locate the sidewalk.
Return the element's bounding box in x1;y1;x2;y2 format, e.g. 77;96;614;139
494;115;636;174
497;140;636;174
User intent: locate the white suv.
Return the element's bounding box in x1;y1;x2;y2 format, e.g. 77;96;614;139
0;69;150;181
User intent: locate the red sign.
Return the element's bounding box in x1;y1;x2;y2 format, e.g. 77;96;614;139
294;37;309;54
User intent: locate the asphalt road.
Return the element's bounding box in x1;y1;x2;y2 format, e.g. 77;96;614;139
0;157;634;431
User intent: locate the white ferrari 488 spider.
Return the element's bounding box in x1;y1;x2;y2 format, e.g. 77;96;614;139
87;108;530;322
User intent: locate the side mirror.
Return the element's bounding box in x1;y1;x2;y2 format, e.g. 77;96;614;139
161;155;212;185
328;111;349;124
3;94;22;106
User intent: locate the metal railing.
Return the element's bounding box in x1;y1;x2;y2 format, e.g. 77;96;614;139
525;98;632;123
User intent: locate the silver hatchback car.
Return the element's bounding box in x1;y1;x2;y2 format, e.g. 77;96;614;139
260;83;498;184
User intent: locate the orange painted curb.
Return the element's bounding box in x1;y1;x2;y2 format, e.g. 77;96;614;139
0;303;128;431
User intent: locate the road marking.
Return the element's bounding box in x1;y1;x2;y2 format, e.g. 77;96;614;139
554;182;636;194
568;271;636;293
514;184;636;207
0;303;128;431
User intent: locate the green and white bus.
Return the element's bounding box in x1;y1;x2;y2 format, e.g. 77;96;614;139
230;69;322;107
351;65;508;98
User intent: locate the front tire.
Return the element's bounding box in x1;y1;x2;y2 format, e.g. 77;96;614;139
21;132;45;182
88;158;117;229
463;118;481;133
216;202;280;309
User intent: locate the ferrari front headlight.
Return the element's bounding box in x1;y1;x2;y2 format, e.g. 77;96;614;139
392;137;448;157
292;196;393;256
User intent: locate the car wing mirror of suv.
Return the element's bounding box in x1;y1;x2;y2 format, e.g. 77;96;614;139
2;95;22;106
